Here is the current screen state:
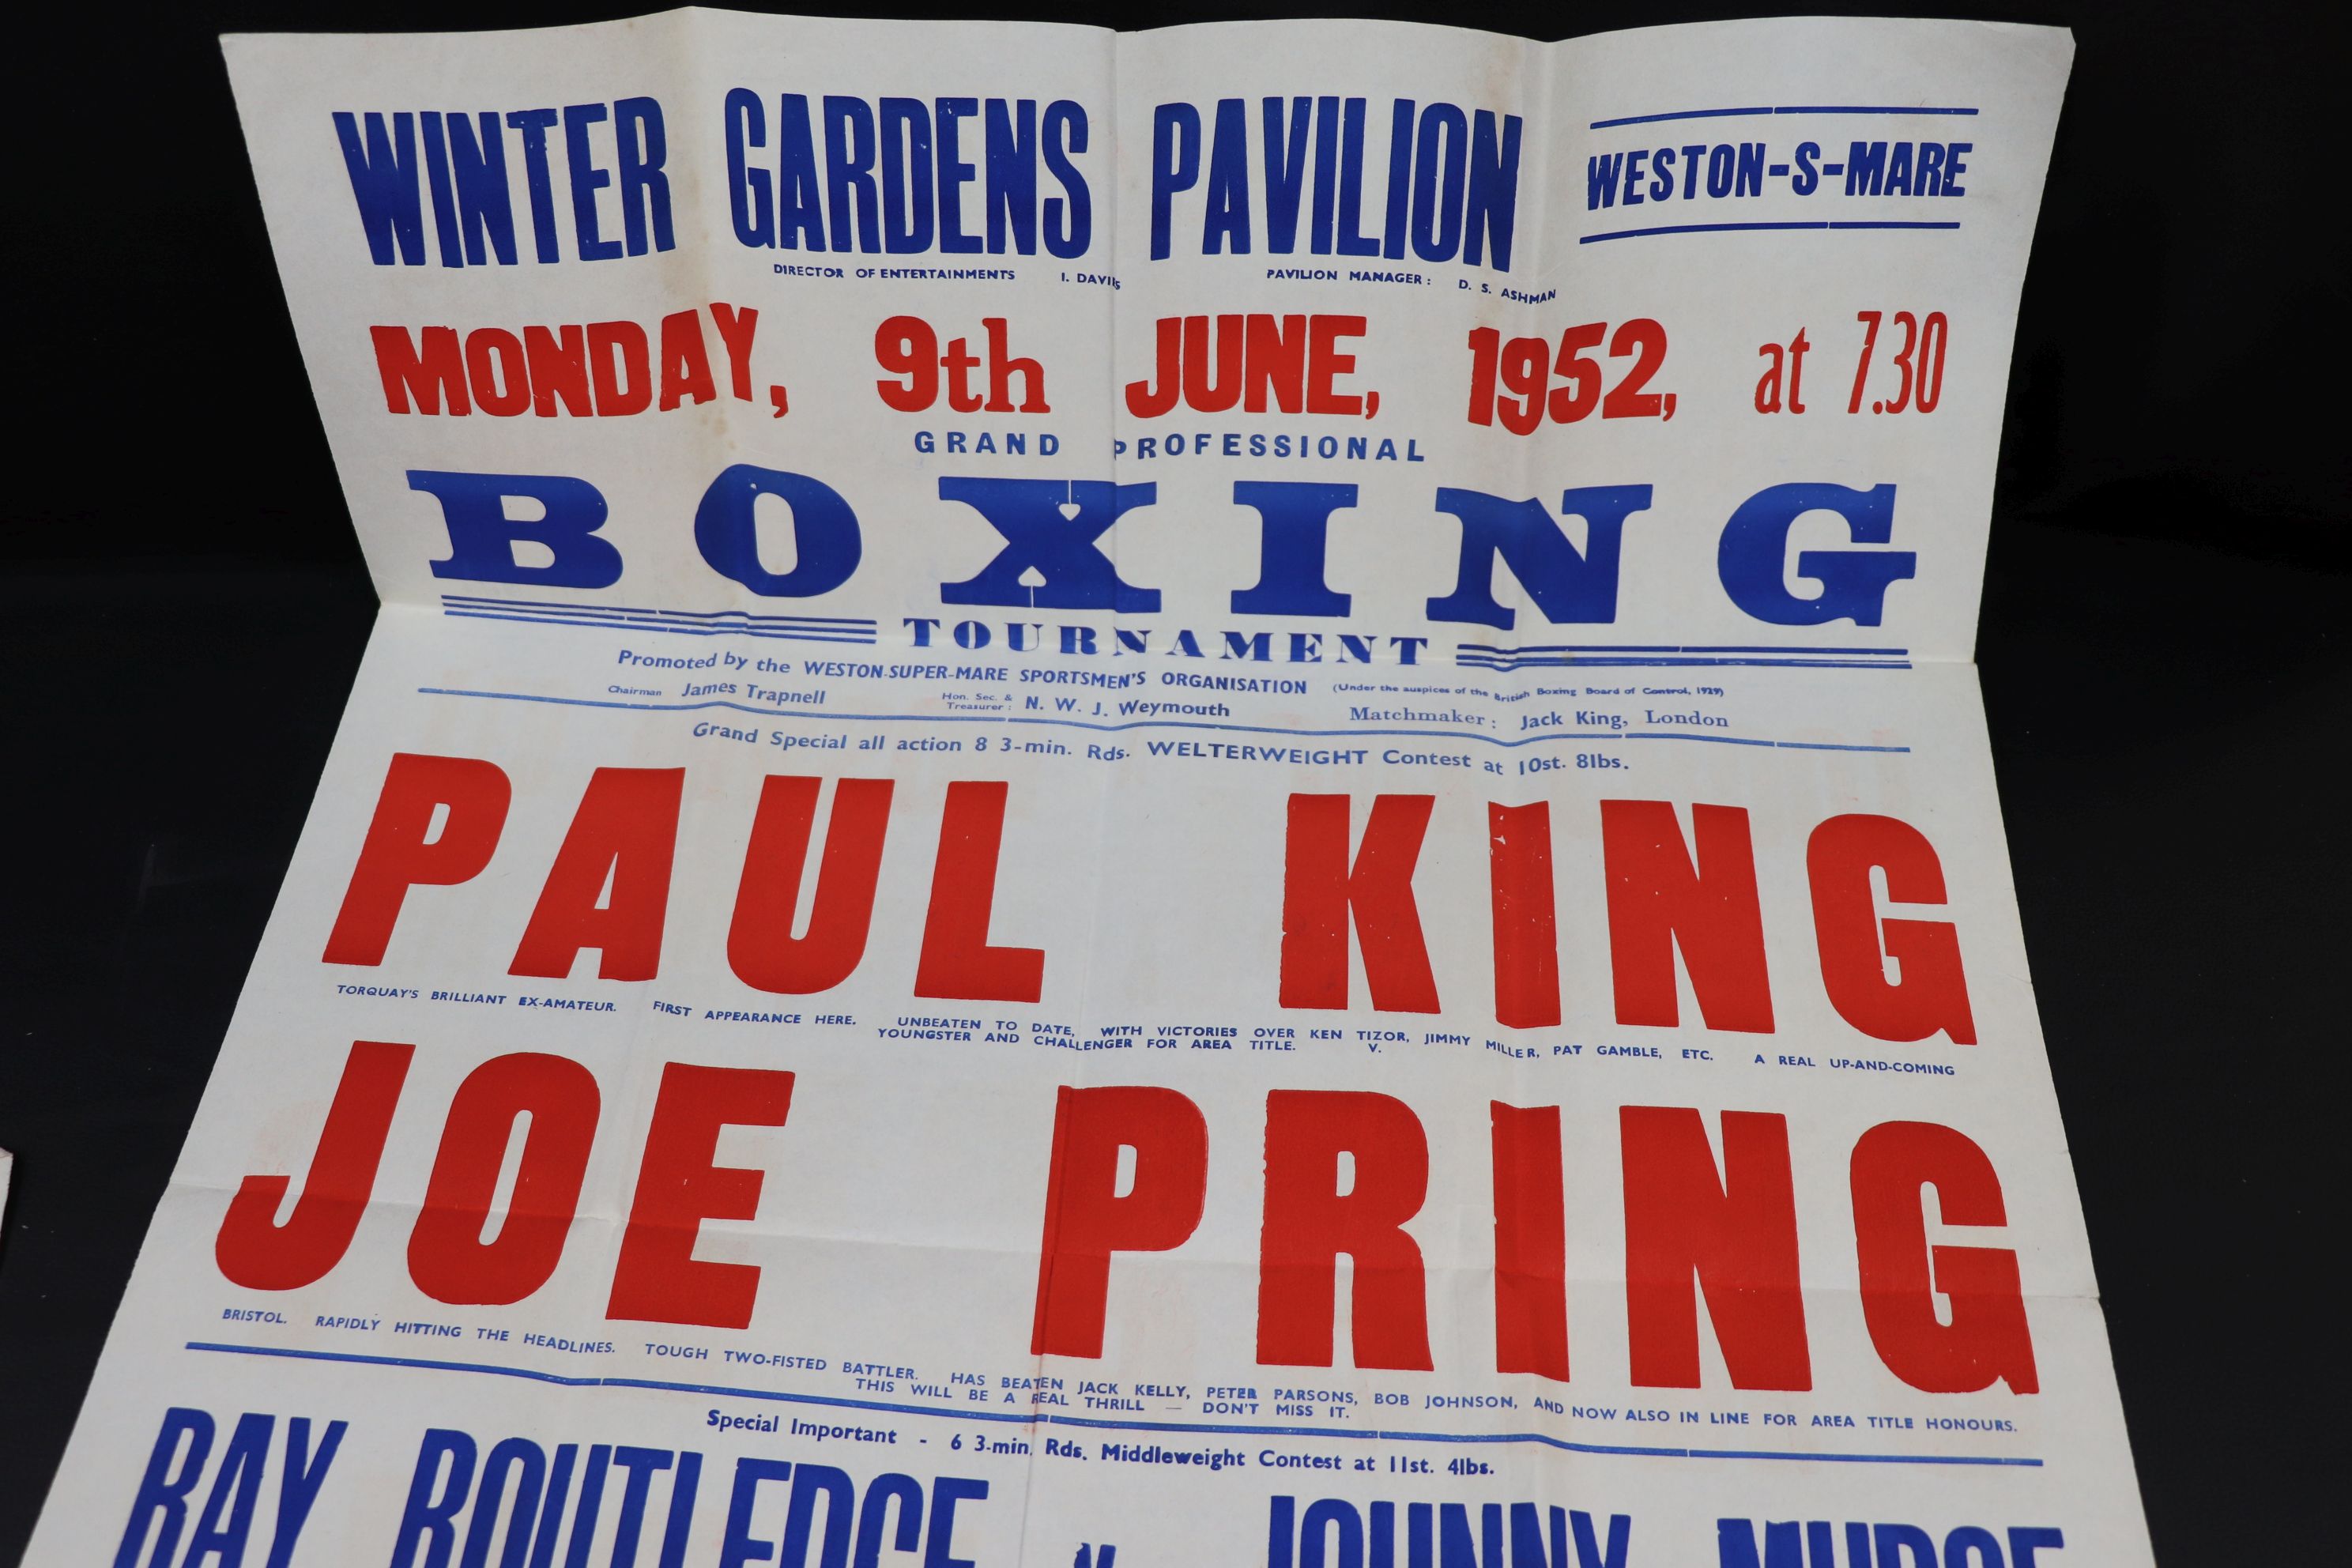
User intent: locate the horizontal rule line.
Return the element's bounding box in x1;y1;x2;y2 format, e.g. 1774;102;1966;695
1589;104;1980;129
1457;646;1909;657
443;611;876;644
183;1344;2037;1468
415;688;1912;754
439;596;875;629
1581;220;1960;244
1457;658;1910;671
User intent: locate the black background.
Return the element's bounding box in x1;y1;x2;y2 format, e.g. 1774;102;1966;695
2;2;2343;1560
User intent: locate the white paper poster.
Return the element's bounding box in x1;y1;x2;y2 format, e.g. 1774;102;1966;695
31;13;2151;1566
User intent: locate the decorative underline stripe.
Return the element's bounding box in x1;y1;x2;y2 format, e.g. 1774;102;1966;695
1459;646;1908;656
1581;220;1960;243
184;1344;2036;1468
416;688;1911;754
439;594;874;629
444;610;878;644
439;596;880;644
1456;658;1909;671
1590;104;1980;130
